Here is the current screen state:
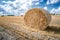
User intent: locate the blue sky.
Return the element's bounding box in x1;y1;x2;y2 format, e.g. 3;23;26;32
0;0;60;16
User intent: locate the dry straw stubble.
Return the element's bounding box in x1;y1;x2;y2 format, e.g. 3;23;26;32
24;8;51;30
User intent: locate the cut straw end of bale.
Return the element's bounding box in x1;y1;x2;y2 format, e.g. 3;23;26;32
24;8;51;30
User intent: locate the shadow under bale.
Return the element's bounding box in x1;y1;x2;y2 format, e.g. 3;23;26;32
46;26;60;34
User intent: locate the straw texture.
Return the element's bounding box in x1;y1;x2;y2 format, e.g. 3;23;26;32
24;8;51;30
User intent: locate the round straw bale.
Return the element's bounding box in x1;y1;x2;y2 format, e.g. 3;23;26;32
24;8;51;30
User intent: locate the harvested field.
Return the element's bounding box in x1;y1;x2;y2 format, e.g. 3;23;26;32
0;15;60;40
49;15;60;27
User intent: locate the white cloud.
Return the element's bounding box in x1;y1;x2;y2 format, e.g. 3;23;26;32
58;7;60;10
0;12;3;16
0;12;7;16
0;0;43;16
2;1;6;3
35;2;39;5
0;4;12;12
20;1;30;10
46;0;60;5
32;0;43;2
50;8;56;13
46;0;50;5
0;0;34;16
50;7;60;14
44;7;48;10
32;0;39;1
40;0;43;2
19;0;27;4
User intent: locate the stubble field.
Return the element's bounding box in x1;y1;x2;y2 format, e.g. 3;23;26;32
0;15;60;40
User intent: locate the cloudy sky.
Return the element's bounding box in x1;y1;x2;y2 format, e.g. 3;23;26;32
0;0;60;16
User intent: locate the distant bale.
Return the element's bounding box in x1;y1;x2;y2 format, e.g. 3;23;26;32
24;8;51;30
21;15;23;17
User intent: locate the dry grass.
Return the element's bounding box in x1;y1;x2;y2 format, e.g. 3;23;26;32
0;15;60;40
49;15;60;27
